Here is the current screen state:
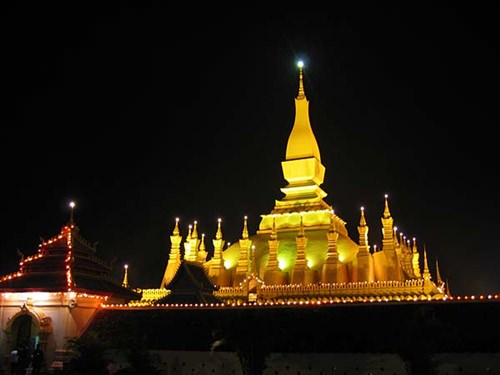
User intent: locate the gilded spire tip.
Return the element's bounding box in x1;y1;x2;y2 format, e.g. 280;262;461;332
192;220;199;239
242;215;249;240
122;263;129;288
297;60;306;100
359;206;367;226
69;201;76;225
383;194;391;219
216;217;223;240
173;217;180;236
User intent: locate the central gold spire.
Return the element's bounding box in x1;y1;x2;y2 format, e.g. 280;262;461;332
284;61;321;161
273;61;329;214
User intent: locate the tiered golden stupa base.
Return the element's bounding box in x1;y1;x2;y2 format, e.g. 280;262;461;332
214;279;445;306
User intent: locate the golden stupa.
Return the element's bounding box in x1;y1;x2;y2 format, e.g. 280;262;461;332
152;61;447;306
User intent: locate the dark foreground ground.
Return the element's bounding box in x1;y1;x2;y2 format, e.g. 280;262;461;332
87;299;500;354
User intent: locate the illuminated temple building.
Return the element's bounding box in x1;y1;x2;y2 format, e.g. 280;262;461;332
3;62;483;374
153;62;447;306
0;206;140;370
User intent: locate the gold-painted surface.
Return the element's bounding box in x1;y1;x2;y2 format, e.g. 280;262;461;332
157;63;447;304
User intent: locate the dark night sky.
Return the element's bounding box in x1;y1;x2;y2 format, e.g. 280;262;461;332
1;4;499;295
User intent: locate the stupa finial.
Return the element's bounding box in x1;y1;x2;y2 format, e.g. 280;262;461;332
215;218;223;240
297;60;306;100
359;206;367;226
122;264;129;288
383;194;391;219
423;245;431;280
192;220;199;239
242;215;249;240
69;201;76;225
173;217;180;236
436;258;443;284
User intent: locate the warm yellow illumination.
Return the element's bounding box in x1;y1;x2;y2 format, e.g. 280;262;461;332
278;258;287;270
150;60;448;307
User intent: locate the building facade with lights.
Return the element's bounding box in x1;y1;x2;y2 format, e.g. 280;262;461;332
0;217;139;371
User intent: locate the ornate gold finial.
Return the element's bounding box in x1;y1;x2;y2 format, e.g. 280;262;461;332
436;258;443;284
192;220;199;239
394;226;399;246
423;245;431;279
383;194;391;218
445;278;451;296
173;217;180;236
359;206;367;226
412;237;418;254
187;224;192;240
200;233;206;252
215;218;223;240
297;60;306;100
69;201;76;225
242;215;249;240
122;264;129;288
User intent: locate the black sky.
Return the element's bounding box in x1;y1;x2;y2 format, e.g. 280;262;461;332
1;4;499;295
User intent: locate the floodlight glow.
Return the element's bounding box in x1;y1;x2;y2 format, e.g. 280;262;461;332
278;258;287;270
297;60;304;68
